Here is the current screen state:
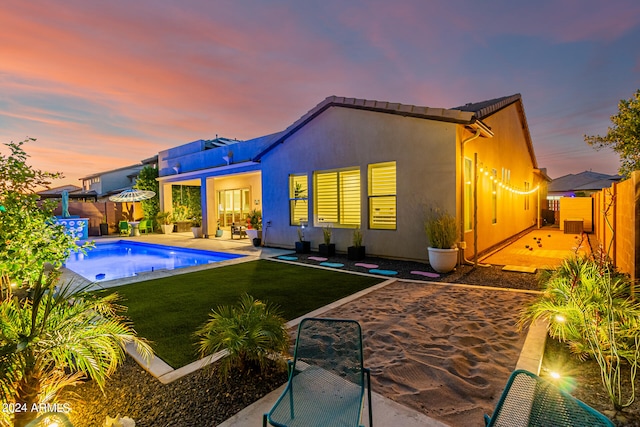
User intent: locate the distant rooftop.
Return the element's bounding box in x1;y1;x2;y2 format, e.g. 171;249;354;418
549;171;622;193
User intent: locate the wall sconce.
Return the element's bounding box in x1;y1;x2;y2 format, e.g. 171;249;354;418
172;163;181;174
222;156;230;165
254;199;260;205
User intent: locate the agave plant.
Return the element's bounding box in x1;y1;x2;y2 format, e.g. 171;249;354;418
521;255;640;410
196;294;288;378
0;269;153;427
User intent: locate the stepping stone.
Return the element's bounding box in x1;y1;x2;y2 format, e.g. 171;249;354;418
320;262;344;268
278;256;299;261
503;265;537;274
355;263;378;269
369;269;398;276
308;256;328;261
410;270;440;278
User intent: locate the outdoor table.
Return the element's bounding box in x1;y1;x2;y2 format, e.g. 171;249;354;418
128;221;141;236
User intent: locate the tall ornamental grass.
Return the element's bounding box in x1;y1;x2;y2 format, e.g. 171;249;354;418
521;255;640;411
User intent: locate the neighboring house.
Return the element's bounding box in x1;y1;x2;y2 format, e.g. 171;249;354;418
37;184;98;202
158;94;546;262
79;155;158;200
547;171;622;211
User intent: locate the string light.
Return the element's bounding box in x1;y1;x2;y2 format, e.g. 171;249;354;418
473;158;540;195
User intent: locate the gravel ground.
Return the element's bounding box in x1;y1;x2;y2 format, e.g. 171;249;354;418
283;251;541;290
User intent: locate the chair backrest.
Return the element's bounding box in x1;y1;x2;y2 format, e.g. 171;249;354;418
488;369;614;427
292;318;364;387
119;220;128;229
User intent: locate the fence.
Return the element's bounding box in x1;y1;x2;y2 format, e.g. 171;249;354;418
591;170;640;282
52;201;143;237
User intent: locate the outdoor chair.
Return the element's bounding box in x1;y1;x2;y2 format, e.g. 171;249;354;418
138;219;151;234
118;220;130;236
230;223;247;239
264;317;373;427
485;369;613;427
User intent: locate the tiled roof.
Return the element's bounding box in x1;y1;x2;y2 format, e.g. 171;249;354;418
548;171;622;192
452;94;522;119
254;95;507;161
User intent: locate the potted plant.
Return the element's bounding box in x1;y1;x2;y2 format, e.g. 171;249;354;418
191;215;203;238
295;225;311;254
245;209;262;246
319;225;335;257
172;205;191;232
425;208;459;273
347;228;366;261
215;220;224;238
99;216;109;236
156;211;174;235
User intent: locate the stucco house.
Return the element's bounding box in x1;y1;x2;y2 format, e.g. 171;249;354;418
158;94;546;262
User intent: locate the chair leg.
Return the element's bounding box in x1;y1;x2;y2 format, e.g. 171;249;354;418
366;368;373;427
263;413;268;427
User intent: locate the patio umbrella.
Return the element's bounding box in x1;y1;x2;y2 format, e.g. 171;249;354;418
108;189;156;202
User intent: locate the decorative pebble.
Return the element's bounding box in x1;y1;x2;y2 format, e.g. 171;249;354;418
319;262;344;268
278;256;298;261
410;270;440;278
355;263;379;269
369;269;398;276
308;256;328;261
95;273;106;280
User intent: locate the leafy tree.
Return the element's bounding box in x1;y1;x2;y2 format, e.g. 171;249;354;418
196;294;288;379
585;89;640;178
0;138;153;426
0;139;90;288
134;165;160;227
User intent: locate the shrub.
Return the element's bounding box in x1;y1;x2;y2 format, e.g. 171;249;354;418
521;255;640;410
196;294;288;379
0;271;152;427
424;208;457;249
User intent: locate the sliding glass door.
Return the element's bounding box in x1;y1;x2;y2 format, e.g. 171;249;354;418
217;188;250;227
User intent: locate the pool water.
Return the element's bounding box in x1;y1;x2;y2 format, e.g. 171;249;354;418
65;240;244;281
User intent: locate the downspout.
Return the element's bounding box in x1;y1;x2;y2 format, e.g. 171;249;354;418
460;129;481;266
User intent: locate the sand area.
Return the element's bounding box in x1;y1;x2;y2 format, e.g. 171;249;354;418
316;280;539;427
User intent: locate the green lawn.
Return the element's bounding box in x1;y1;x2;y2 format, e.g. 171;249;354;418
97;260;381;368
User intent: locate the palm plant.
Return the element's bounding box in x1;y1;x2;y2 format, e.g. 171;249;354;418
196;294;288;379
0;269;153;427
521;255;640;410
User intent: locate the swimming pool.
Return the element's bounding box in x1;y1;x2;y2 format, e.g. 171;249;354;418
65;241;244;282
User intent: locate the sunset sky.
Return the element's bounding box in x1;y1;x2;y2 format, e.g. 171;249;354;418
1;0;639;186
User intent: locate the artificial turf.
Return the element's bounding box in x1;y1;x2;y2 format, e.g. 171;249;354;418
97;259;382;368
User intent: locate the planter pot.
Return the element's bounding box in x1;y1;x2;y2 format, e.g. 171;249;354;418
427;247;459;273
319;243;336;257
347;246;366;261
191;227;203;238
295;241;311;254
175;221;191;232
246;229;262;241
99;223;109;236
215;229;224;238
160;224;174;235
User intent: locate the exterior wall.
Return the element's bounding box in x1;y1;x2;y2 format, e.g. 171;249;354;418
81;166;143;196
158;136;274;177
260;106;458;261
463;103;538;257
593;171;640;282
